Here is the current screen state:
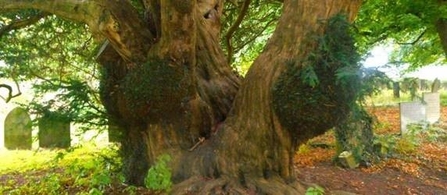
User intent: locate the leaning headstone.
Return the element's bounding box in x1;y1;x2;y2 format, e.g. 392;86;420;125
400;102;425;134
393;82;400;98
4;107;32;150
38;114;71;148
423;92;440;124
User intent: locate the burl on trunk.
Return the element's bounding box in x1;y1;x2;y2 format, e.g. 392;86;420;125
96;0;362;193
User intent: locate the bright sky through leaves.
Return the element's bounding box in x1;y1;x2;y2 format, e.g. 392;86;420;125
363;46;447;81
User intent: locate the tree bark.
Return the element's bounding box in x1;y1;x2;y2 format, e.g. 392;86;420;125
0;0;362;193
183;1;362;193
435;18;447;57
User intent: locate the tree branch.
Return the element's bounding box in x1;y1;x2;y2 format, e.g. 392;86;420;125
436;18;447;57
0;82;22;103
0;12;49;38
0;0;154;63
397;29;427;45
225;0;251;64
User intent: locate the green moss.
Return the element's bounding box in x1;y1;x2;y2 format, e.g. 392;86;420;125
272;14;361;137
121;58;189;121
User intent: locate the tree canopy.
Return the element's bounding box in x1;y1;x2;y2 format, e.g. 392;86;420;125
355;0;447;70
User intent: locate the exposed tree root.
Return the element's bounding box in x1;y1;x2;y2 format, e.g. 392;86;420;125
171;176;306;195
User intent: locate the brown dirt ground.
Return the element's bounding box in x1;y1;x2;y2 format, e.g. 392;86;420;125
295;107;447;195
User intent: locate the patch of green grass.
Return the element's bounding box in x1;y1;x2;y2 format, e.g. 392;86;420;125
440;90;447;106
0;143;133;194
0;143;169;194
366;89;413;106
368;89;447;106
0;149;57;173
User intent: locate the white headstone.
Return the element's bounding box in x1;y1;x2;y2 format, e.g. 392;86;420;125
400;102;425;134
423;92;440;124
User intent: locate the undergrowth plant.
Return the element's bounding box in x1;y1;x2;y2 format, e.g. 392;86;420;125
305;185;325;195
144;154;172;192
373;122;447;158
0;143;132;195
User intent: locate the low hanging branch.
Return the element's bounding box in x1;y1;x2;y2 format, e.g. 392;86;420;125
397;29;427;45
0;12;49;38
225;0;251;63
0;82;22;103
0;0;154;63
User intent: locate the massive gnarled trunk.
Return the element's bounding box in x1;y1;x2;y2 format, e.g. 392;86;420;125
0;0;362;193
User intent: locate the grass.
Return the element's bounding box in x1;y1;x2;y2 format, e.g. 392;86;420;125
0;143;124;194
441;91;447;106
367;89;447;106
0;143;167;194
0;143;112;172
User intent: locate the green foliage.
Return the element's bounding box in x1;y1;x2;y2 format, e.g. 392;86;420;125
1;12;105;132
373;130;419;157
300;65;319;88
0;144;130;194
400;77;421;101
440;90;447;106
119;58;189;121
144;154;172;192
21;78;107;132
334;107;374;164
297;142;312;155
372;122;447;157
272;14;362;135
305;185;325;195
355;0;447;68
0;14;97;80
221;1;282;67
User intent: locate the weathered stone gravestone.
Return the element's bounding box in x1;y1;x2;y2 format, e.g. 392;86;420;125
38;114;71;148
400;102;425;134
423;92;440;124
4;107;32;150
431;78;441;92
393;82;400;98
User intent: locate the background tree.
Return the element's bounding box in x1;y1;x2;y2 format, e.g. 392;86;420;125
220;0;281;72
356;0;447;70
0;12;106;129
0;0;362;193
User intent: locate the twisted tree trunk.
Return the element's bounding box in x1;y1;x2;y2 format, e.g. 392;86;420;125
0;0;362;193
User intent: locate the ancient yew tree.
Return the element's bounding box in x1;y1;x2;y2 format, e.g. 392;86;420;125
0;0;362;193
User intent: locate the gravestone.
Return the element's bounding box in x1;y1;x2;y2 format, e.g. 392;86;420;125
423;92;440;124
400;102;425;134
38;114;71;148
420;79;429;91
431;78;441;92
393;82;400;98
4;107;32;150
